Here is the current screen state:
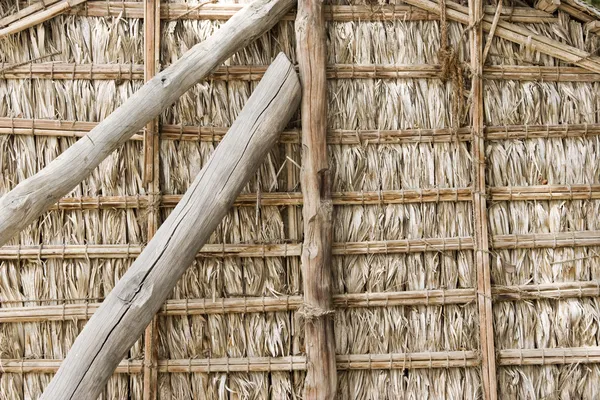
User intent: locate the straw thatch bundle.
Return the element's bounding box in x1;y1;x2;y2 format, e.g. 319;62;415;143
1;0;600;397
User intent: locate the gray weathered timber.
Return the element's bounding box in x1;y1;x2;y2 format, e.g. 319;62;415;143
0;0;295;247
296;0;337;398
39;53;301;400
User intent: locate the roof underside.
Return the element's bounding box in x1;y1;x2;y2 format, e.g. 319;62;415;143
1;0;600;398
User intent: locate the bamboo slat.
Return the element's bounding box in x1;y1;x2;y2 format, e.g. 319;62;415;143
6;279;600;323
493;281;600;301
0;288;476;322
0;237;475;259
0;351;480;374
4;117;600;143
492;231;600;249
490;184;600;201
3;63;599;82
498;347;600;366
7;347;600;374
70;2;555;22
4;231;599;259
0;0;63;27
44;184;600;211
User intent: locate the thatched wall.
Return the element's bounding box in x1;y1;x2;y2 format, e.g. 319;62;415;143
1;0;600;398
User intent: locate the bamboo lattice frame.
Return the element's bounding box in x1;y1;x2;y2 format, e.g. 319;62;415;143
1;0;600;398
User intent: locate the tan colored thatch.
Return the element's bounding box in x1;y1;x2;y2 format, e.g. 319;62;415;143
1;0;600;397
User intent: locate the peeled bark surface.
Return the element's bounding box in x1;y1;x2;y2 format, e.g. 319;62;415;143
296;0;338;398
39;53;301;400
0;0;296;247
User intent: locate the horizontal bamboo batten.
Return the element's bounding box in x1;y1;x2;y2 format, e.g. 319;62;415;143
490;185;600;201
3;117;600;143
4;231;600;260
493;281;600;301
9;348;600;374
498;347;600;366
3;279;599;321
492;231;600;249
0;237;474;260
0;289;477;322
46;188;472;210
0;351;479;374
485;123;600;140
70;2;555;23
44;184;600;211
3;63;599;82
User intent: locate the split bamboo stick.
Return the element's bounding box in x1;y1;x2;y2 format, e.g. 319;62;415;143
44;187;472;211
0;351;481;374
72;1;556;23
0;0;297;248
0;237;475;260
48;183;600;211
0;0;88;38
0;288;477;323
490;184;600;201
498;347;600;366
39;52;301;400
7;279;600;323
493;281;600;301
4;63;600;82
5;117;600;143
492;231;600;249
297;0;339;393
0;0;63;27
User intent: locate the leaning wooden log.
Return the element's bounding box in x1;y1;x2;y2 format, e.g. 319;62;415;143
296;0;337;398
39;53;300;400
0;0;295;248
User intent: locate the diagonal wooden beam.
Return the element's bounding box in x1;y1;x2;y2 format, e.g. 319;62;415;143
401;0;600;74
0;0;88;39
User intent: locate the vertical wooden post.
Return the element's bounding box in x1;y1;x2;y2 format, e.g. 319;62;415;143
469;0;498;398
142;0;161;398
296;0;337;398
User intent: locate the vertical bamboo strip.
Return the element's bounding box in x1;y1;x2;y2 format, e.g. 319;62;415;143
469;0;498;397
296;0;337;397
142;0;161;398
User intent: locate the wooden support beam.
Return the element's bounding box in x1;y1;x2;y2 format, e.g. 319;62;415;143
296;0;337;397
0;0;88;39
0;0;296;248
39;53;301;400
0;0;62;28
469;0;498;397
142;0;161;398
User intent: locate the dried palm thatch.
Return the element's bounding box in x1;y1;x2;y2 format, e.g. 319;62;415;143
0;0;600;397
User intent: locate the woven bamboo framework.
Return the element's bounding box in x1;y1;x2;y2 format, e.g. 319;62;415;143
1;0;600;397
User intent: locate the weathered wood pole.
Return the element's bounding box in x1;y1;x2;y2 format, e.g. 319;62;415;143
39;53;301;400
0;0;295;248
296;0;337;398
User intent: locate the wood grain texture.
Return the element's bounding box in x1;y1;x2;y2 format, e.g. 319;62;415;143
38;53;300;400
0;0;296;248
0;0;88;38
296;0;337;398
